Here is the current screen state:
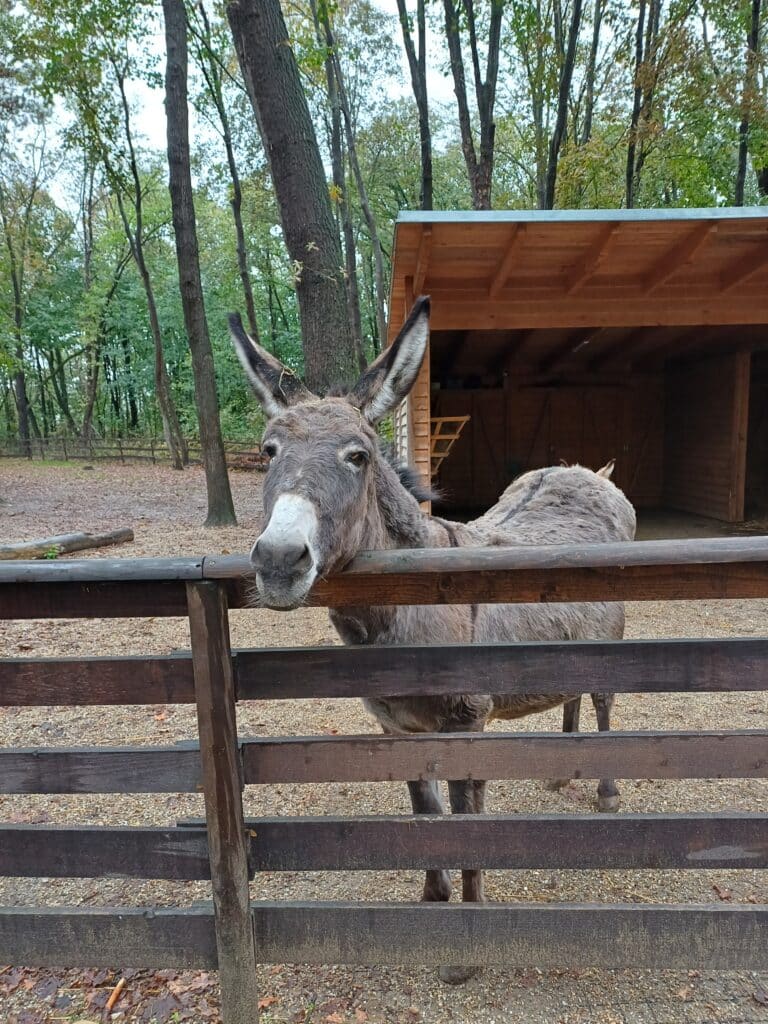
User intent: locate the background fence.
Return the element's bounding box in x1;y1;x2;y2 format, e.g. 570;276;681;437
0;436;268;470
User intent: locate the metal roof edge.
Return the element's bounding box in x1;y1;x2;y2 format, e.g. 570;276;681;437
395;206;768;225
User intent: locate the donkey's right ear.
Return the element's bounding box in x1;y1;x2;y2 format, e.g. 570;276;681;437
229;313;313;418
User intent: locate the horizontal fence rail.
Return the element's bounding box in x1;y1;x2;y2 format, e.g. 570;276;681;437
2;903;767;972
4;535;768;617
3;730;766;794
4;637;768;706
241;731;768;783
0;436;268;470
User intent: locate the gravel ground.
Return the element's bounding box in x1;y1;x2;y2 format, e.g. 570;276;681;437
1;458;767;1024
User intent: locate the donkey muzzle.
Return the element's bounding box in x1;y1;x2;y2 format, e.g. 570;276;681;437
250;494;319;608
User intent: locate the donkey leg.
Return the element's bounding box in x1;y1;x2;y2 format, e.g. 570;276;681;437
436;778;487;985
406;780;452;902
546;696;581;791
591;692;620;812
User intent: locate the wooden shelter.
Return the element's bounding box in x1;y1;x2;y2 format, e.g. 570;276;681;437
388;208;768;522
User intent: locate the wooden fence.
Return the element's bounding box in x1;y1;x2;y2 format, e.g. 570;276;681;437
1;536;768;1024
0;435;268;470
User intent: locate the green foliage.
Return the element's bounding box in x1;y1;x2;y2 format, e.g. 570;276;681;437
1;0;767;451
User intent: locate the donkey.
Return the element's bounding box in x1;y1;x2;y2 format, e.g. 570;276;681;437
230;297;636;984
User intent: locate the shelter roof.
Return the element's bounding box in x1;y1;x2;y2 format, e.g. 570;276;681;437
387;208;768;342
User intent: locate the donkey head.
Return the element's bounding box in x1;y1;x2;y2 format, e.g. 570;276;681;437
230;297;430;609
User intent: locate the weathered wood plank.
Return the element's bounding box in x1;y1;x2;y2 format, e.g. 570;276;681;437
235;638;768;700
0;744;202;793
233;814;768;871
187;581;259;1024
251;901;768;969
0;906;217;968
0;826;214;879
0;654;196;705
241;731;768;784
1;581;190;619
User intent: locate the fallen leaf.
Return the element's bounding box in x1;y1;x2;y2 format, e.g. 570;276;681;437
33;975;59;999
325;1015;345;1023
355;1010;368;1022
676;985;693;1001
258;994;279;1009
753;989;768;1006
712;883;732;901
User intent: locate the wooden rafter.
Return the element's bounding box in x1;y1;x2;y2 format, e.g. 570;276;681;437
642;222;717;295
413;226;432;296
720;237;768;292
488;224;526;299
564;224;620;294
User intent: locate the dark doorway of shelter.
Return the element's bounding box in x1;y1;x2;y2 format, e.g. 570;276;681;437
745;352;768;520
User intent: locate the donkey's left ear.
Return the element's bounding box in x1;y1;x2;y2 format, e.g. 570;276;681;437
349;296;430;424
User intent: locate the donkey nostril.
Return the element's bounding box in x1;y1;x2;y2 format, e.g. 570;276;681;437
292;544;312;572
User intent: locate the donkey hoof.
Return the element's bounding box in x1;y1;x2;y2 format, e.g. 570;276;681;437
438;965;482;985
545;778;570;791
597;794;620;813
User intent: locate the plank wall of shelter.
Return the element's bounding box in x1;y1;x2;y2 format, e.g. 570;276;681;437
388;211;768;521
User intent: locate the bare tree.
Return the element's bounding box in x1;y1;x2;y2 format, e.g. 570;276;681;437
735;0;762;205
396;0;433;209
187;0;260;342
227;0;358;393
543;0;584;208
442;0;505;209
163;0;236;525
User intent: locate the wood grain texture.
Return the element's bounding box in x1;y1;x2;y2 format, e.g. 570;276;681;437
0;655;196;705
0;906;217;968
241;731;768;784
2;581;190;619
187;581;259;1021
231;813;768;871
251;901;768;969
0;825;214;879
235;638;768;700
0;744;202;793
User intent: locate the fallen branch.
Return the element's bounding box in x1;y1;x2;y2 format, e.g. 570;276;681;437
0;528;134;560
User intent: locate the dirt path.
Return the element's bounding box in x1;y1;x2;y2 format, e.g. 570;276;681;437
1;459;767;1024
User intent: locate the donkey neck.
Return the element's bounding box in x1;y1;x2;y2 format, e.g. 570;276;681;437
329;459;469;646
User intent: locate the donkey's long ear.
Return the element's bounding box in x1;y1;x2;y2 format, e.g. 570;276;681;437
229;313;313;418
349;296;430;424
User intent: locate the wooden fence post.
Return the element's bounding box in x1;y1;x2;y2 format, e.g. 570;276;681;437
186;581;259;1023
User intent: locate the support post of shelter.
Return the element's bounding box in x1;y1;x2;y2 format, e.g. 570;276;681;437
186;581;259;1024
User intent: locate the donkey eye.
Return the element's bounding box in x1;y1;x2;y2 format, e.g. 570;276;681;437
345;449;368;468
262;441;278;459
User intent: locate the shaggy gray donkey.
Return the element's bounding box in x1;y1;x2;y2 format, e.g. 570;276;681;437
229;296;636;984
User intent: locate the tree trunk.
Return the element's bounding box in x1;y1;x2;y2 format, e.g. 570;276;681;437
163;0;236;526
192;0;260;342
736;0;762;205
396;0;433;209
227;0;357;393
309;0;365;370
320;9;387;347
625;0;647;208
544;0;584;209
581;0;603;145
12;350;31;457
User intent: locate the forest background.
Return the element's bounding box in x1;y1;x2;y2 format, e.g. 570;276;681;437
0;0;765;523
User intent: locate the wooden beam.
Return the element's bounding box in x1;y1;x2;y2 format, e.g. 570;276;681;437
564;223;620;294
413;225;432;295
187;581;259;1024
251;902;768;970
642;222;717;294
233;813;768;872
729;350;751;522
720;235;768;292
241;731;768;785
488;224;526;298
234;636;768;700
